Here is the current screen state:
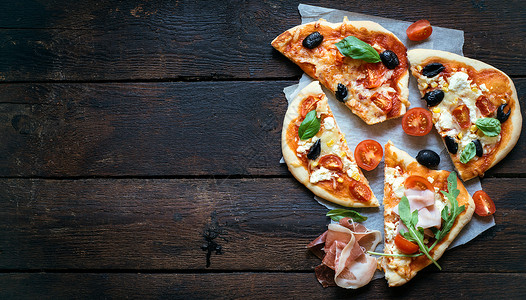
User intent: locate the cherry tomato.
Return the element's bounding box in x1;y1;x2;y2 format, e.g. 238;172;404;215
406;20;433;41
452;104;471;129
354;140;383;171
371;92;393;113
299;95;319;118
362;63;386;89
476;95;497;117
349;180;372;202
402;107;433;136
473;190;496;216
318;154;343;171
405;175;434;191
395;233;419;254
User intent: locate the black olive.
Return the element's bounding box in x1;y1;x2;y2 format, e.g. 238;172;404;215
496;103;511;123
307;139;321;160
416;149;441;168
423;90;444;107
302;32;324;49
422;63;445;78
473;139;483;157
335;83;348;102
444;136;458;154
380;50;399;69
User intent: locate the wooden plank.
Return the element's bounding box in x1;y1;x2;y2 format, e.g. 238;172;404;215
0;177;524;272
1;273;524;299
1;80;525;177
0;1;524;81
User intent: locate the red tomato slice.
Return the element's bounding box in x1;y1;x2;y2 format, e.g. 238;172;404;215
371;92;393;113
405;175;434;191
318;154;343;171
349;180;372;202
299;95;319;118
354;140;383;171
395;233;419;254
406;20;433;41
402;107;433;136
476;95;497;117
362;63;386;89
452;104;471;129
473;190;496;216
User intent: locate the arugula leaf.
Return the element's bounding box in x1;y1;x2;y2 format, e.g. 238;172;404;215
398;196;441;270
326;209;367;222
335;36;381;63
476;117;501;137
298;110;320;140
430;172;465;250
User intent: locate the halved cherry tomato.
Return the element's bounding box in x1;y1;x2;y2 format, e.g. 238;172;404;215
405;175;434;191
394;233;419;254
299;95;319;118
452;104;471;129
349;180;372;202
406;20;433;41
354;140;383;171
476;95;497;117
473;190;496;216
362;63;386;88
318;154;343;171
371;92;393;113
402;107;433;136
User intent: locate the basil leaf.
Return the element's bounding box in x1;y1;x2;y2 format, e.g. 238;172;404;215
298;110;320;140
326;209;368;222
335;36;381;63
459;142;476;164
475;118;501;137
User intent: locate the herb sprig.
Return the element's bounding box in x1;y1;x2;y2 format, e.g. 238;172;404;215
326;209;368;222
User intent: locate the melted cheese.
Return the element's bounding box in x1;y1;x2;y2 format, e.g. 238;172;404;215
310;167;334;183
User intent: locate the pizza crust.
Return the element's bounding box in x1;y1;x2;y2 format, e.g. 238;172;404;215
381;141;475;286
407;49;522;180
281;81;378;207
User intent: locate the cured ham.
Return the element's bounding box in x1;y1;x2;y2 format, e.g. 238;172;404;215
392;188;441;230
307;218;381;289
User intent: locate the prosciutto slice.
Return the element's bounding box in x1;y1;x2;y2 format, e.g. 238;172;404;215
307;218;382;289
392;188;442;230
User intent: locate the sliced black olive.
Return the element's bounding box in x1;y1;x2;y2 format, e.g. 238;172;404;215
423;90;444;107
335;83;348;102
416;149;441;168
380;50;399;69
307;139;321;160
302;32;324;49
422;63;445;78
444;136;458;154
496;103;511;123
473;139;483;157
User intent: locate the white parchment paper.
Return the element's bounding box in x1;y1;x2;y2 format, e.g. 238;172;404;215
280;4;495;265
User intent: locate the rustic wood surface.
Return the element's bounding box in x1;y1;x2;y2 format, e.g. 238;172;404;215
0;0;525;299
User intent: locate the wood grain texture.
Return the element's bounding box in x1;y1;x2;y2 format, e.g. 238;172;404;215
0;0;524;81
1;80;525;177
1;273;525;299
0;177;524;272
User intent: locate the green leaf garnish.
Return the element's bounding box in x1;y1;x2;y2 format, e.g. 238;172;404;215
475;117;501;137
335;36;381;63
459;141;476;164
298;110;320;140
326;209;368;222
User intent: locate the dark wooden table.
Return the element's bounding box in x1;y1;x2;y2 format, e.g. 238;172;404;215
0;1;525;298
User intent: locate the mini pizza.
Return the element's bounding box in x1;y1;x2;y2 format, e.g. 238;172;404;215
380;141;475;286
272;18;410;125
282;81;378;207
408;49;522;181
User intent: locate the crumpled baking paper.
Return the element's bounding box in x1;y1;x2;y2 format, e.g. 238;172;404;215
279;4;495;273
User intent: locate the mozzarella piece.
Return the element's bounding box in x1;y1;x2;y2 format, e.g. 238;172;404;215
296;136;319;154
310;167;335;183
323;117;335;130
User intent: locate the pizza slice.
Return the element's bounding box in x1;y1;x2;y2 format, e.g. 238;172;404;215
282;81;378;207
379;141;475;286
408;49;522;181
272;18;410;125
